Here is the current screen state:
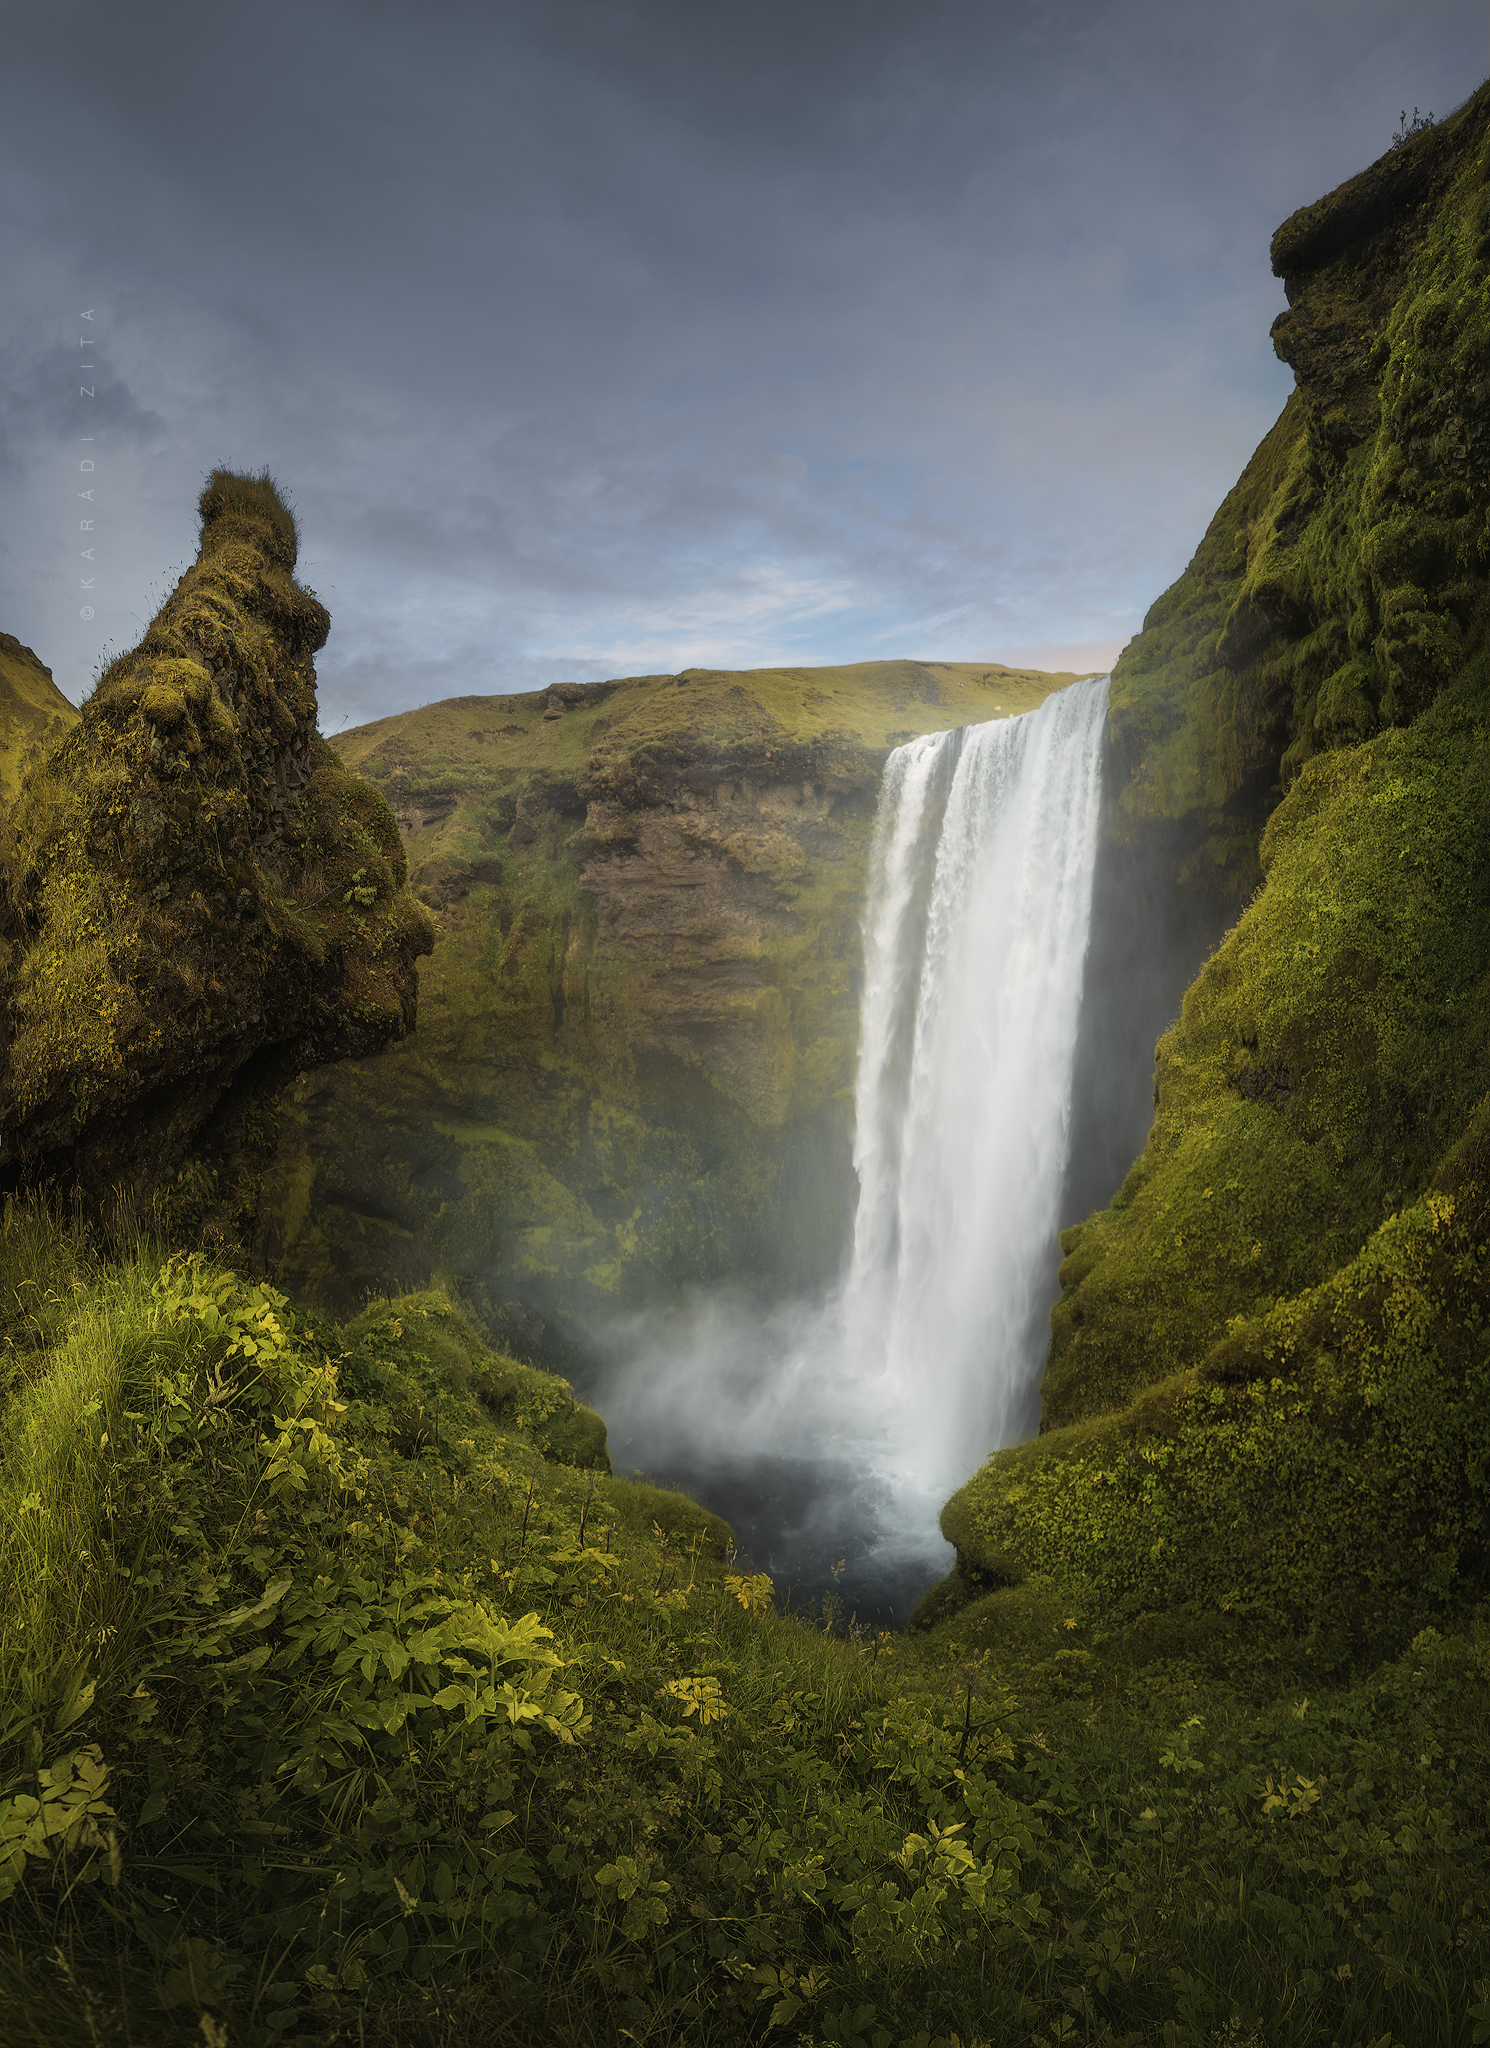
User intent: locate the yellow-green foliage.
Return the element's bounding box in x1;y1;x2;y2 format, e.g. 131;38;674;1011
0;1216;1058;2045
337;1286;612;1471
332;658;1077;794
1045;706;1490;1425
1109;82;1490;904
4;1214;1490;2047
0;635;77;807
0;469;433;1194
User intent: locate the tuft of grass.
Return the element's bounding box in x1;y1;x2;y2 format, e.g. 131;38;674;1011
196;465;301;571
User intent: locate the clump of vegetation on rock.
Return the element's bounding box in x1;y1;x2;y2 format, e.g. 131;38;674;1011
1043;706;1490;1426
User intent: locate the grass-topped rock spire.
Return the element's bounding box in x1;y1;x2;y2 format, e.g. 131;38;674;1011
0;467;435;1229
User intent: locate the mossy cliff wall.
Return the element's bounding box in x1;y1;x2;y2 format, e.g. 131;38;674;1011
939;81;1490;1650
0;472;434;1229
255;662;1078;1359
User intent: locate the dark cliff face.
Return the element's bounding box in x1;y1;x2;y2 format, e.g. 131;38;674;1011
1107;81;1490;914
0;471;435;1223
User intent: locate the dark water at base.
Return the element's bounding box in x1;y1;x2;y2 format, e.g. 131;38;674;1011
612;1446;953;1629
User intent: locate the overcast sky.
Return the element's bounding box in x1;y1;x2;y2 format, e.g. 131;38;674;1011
2;1;1484;727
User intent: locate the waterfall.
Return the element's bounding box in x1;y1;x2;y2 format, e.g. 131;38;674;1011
843;672;1110;1498
591;674;1111;1607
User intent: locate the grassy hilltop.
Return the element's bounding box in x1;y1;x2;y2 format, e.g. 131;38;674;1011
0;635;78;805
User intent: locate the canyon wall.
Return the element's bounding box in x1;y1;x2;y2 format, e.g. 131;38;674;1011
255;663;1079;1360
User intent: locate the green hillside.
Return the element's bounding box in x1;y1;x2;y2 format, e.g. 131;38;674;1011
0;633;78;805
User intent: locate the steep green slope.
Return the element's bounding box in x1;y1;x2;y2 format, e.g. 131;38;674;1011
0;634;78;803
259;661;1084;1354
0;472;434;1226
940;83;1490;1648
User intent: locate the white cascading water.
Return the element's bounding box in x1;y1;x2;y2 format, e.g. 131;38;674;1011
593;674;1110;1599
842;671;1110;1499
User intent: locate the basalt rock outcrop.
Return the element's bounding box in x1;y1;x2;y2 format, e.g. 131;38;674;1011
0;471;434;1229
253;662;1079;1357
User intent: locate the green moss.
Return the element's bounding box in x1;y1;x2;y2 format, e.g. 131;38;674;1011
952;693;1490;1639
921;90;1490;1676
196;465;301;572
0;470;434;1216
1047;701;1490;1429
948;1165;1490;1646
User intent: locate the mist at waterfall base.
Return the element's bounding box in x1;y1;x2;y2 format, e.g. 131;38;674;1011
591;677;1111;1624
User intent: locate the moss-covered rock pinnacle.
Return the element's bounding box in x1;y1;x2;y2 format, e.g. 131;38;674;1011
0;470;435;1218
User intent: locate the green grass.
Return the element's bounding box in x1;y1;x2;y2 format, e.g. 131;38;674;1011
331;659;1082;803
1107;78;1490;917
1;1210;1489;2047
0;634;77;807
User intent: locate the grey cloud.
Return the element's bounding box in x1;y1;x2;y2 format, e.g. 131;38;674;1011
1;0;1484;714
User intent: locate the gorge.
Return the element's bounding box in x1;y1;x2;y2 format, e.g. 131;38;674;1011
4;75;1490;2047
